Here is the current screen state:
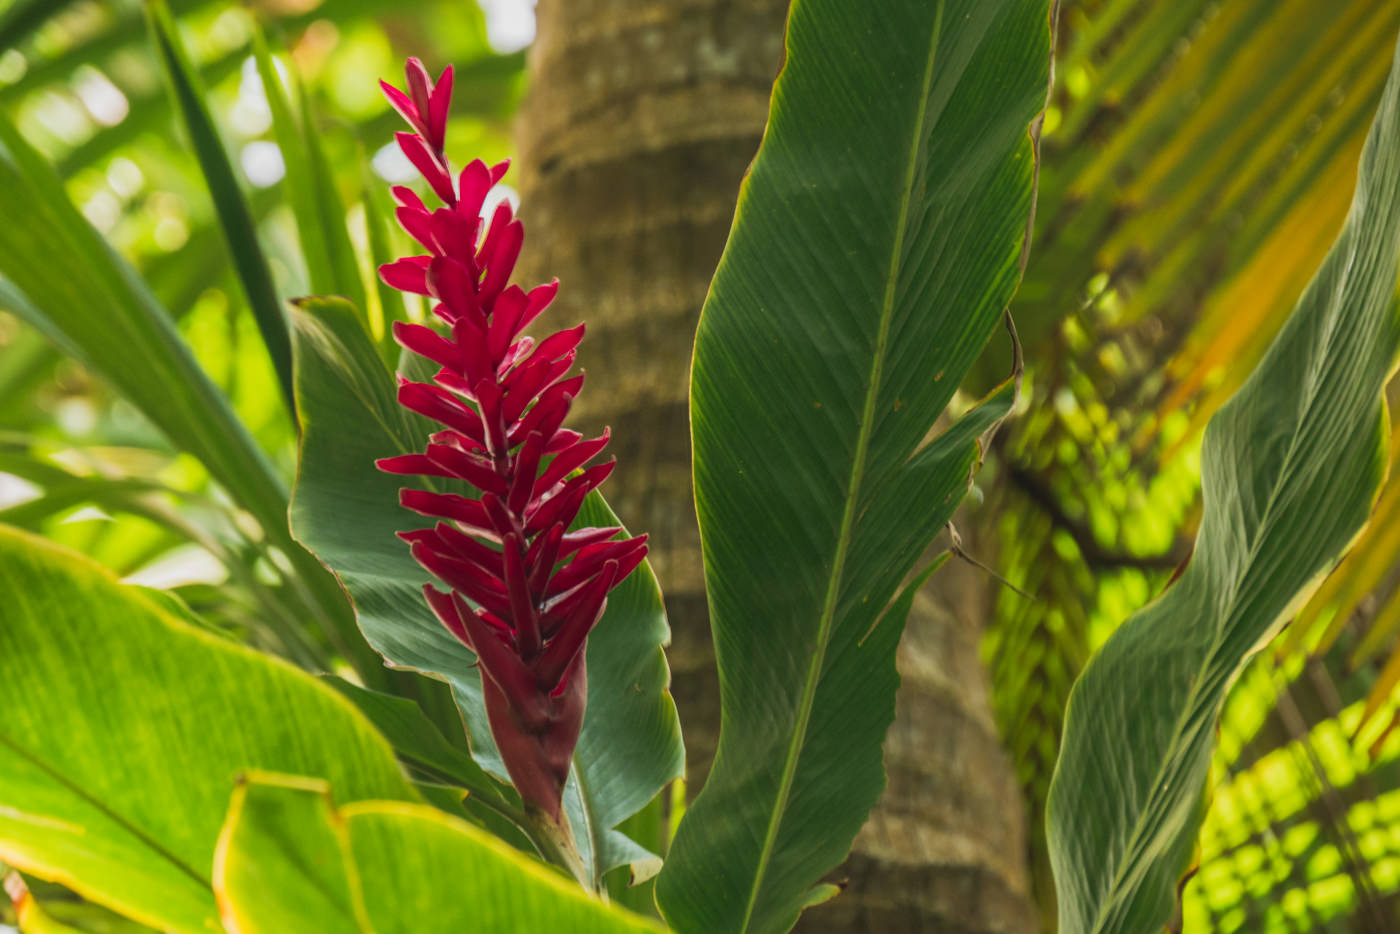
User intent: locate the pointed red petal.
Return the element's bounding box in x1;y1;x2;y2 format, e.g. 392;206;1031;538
380;80;426;135
393;322;460;372
537;561;617;689
379;259;431;295
375;453;454;477
479;209;523;304
401;489;490;527
404;57;434;122
517;279;559;334
424;442;507;494
458;159;495;219
533;430;610;495
397;131;455;204
427;65;454;150
424;584;471;647
526;523;565;595
508;431;545;515
503;534;540;657
397;380;485;441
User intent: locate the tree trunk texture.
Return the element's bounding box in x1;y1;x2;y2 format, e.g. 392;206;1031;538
513;3;1037;931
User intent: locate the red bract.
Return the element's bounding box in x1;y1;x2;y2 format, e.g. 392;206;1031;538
374;57;646;822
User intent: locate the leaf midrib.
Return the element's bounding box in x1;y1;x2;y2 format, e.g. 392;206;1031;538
1082;179;1385;934
0;732;210;890
734;4;945;930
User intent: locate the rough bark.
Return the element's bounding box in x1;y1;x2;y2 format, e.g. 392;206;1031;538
513;3;1037;930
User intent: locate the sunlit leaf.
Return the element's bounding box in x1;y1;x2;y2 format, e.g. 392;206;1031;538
0;524;415;932
1048;32;1400;934
213;775;667;933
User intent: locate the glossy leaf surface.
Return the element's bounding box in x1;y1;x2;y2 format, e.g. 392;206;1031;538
656;1;1053;931
0;525;415;932
288;296;683;884
214;775;666;933
1047;31;1400;934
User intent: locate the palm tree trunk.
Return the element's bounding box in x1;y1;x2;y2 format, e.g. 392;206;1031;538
514;3;1037;930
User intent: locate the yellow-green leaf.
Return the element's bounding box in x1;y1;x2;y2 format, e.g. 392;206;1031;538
0;525;415;933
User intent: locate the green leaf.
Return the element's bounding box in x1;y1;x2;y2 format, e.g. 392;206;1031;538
4;873;88;934
146;0;295;418
361;155;412;366
249;20;369;317
321;676;518;813
287;296;684;884
1046;31;1400;934
0;101;385;685
213;775;668;933
0;524;416;932
296;77;369;318
213;775;367;933
0;114;288;556
251;22;336;298
654;0;1052;930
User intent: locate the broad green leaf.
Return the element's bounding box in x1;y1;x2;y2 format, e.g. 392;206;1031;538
655;0;1052;931
287;296;684;884
1046;31;1400;934
212;776;366;934
0;524;416;933
213;775;667;933
146;0;295;417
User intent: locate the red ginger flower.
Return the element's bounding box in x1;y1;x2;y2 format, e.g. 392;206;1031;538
374;58;647;822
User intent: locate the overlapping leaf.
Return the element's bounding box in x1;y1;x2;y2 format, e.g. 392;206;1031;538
0;524;416;932
1047;31;1400;934
655;1;1054;932
213;775;666;933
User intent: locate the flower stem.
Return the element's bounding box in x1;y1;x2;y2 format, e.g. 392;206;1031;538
524;805;594;892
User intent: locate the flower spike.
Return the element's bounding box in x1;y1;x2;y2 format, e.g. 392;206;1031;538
375;58;646;824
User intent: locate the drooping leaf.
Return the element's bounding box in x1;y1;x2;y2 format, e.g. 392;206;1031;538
146;0;295;417
287;296;684;884
654;1;1053;931
0;524;416;932
1047;31;1400;934
213;775;667;933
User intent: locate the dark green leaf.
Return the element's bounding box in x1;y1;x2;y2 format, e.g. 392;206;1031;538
655;0;1053;930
